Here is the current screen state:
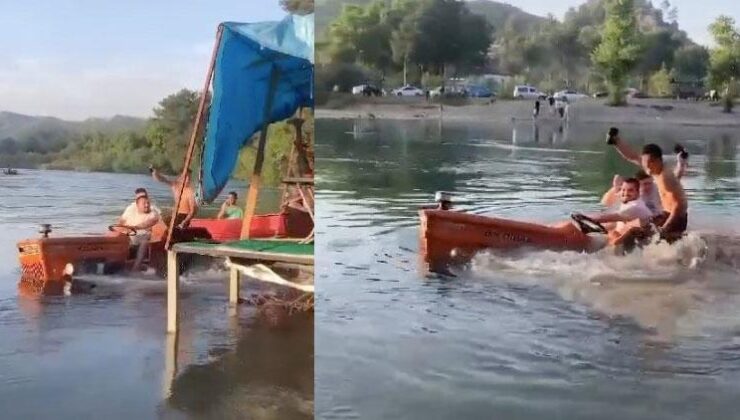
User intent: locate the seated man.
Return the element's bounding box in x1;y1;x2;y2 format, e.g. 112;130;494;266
216;191;244;220
555;178;651;251
578;178;653;244
602;171;663;217
123;188;161;215
114;195;161;271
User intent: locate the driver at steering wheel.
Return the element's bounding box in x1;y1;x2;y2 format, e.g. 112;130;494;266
575;178;652;245
114;195;161;271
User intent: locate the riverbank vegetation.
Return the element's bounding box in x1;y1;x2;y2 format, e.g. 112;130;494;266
0;89;312;186
317;0;737;108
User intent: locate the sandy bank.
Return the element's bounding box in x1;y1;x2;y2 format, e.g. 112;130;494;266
316;97;740;127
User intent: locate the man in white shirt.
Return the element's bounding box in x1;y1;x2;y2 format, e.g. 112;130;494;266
123;188;161;216
577;178;653;246
114;195;161;271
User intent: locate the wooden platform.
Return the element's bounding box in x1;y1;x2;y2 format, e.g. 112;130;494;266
167;239;314;332
172;239;313;265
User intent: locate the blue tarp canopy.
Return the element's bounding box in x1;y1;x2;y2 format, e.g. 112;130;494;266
198;13;314;203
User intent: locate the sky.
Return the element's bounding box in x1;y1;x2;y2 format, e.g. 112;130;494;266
1;1;737;120
501;0;739;47
0;0;286;120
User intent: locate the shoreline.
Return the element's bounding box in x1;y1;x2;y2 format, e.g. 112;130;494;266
316;97;740;127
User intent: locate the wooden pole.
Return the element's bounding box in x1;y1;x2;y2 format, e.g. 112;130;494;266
229;264;240;306
240;66;280;239
163;329;178;397
166;250;179;333
165;24;223;250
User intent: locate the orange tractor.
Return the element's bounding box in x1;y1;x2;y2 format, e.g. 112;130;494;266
16;222;171;296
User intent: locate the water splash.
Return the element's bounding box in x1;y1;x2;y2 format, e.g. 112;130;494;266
467;232;740;341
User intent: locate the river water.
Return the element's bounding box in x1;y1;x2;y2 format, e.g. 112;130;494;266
315;117;740;420
0;170;312;419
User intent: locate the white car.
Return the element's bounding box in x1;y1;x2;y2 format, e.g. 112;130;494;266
351;84;368;95
392;85;424;96
553;89;588;101
513;85;546;99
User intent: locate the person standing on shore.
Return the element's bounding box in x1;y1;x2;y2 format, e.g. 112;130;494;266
533;100;540;118
555;97;566;119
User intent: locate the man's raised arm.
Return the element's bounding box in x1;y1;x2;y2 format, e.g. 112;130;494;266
151;168;174;186
607;127;641;167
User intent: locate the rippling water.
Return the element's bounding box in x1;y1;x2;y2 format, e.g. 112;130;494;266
315;118;740;419
0;170;312;419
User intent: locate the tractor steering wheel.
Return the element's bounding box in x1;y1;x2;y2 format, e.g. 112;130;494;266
570;213;608;235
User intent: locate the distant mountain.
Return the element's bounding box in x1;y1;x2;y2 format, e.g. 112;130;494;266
0;111;147;143
315;0;546;39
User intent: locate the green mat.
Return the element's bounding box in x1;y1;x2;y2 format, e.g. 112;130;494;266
185;239;313;256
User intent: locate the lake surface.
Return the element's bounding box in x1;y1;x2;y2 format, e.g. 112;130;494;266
0;170;312;419
315;117;740;420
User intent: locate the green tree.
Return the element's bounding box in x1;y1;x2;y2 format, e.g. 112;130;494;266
390;0;425;85
647;63;672;96
707;15;740;112
635;29;681;91
673;44;709;81
146;89;201;171
326;2;396;71
280;0;314;15
411;0;492;77
592;0;642;105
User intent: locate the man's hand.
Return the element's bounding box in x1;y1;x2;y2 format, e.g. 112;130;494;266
606;127;619;145
674;144;689;159
612;174;624;189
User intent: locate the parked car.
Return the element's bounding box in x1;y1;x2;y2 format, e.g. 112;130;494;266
553;89;587;101
625;87;647;98
467;85;494;98
592;89;647;98
513;85;546;99
392;85;424;96
351;84;382;96
671;79;705;100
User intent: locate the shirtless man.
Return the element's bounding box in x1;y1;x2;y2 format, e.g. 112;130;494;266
151;167;198;229
607;127;688;242
602;144;688;215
